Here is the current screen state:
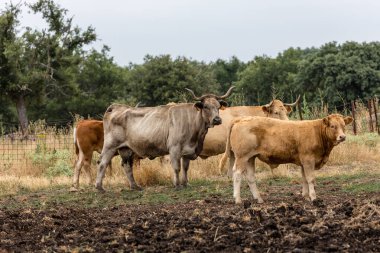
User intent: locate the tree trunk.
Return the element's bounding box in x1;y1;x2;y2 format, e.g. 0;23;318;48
15;94;29;137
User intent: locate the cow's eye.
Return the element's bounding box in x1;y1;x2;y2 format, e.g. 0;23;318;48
330;125;336;129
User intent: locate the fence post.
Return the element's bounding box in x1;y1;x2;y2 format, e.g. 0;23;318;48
368;99;374;132
351;100;357;135
297;101;303;120
373;97;379;135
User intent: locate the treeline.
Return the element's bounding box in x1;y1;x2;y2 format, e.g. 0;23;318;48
1;1;380;134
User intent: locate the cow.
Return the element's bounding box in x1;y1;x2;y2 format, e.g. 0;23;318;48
95;87;235;192
218;114;353;204
71;120;113;191
158;96;300;175
200;96;300;176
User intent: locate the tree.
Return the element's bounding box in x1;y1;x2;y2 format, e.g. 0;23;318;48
296;41;380;108
210;56;246;91
127;55;220;106
67;46;128;118
0;0;96;135
236;47;309;105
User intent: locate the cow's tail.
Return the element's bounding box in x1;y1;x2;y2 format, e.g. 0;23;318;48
218;120;235;174
73;127;79;155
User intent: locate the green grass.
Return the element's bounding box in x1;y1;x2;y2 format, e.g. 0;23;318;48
343;181;380;193
318;172;380;193
318;172;371;183
0;179;234;210
1;172;379;210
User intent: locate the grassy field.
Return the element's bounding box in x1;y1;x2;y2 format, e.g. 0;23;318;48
0;132;379;205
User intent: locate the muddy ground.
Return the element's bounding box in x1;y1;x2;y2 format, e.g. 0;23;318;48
1;185;379;253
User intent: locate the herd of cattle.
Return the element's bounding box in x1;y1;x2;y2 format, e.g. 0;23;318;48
71;87;353;204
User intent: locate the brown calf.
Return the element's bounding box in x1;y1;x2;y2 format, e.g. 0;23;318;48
71;120;113;191
219;114;353;204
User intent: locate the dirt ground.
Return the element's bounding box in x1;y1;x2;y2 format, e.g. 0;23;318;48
1;184;379;253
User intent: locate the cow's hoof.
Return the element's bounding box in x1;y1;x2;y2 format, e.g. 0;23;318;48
131;185;143;191
96;186;106;193
69;187;79;192
312;198;325;208
257;198;264;204
235;198;242;205
174;185;184;190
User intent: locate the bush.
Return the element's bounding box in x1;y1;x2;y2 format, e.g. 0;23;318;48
30;144;73;178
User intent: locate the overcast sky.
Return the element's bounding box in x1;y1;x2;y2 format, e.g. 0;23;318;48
2;0;380;66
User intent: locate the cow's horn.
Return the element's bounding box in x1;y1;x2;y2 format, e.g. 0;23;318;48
264;100;274;107
284;95;301;107
217;86;235;99
185;88;202;101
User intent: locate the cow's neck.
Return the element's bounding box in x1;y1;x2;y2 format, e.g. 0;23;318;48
318;120;334;157
193;110;209;156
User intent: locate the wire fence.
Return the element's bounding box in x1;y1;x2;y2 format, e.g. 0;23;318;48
0;131;75;175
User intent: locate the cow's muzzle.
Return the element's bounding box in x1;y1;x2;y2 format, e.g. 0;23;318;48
212;116;222;126
337;135;346;142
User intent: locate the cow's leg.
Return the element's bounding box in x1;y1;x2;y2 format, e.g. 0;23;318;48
246;157;263;203
95;148;116;192
232;159;243;204
81;150;94;186
226;152;235;178
302;162;316;201
108;159;113;177
180;158;190;187
169;148;181;189
301;166;309;199
71;152;84;192
119;148;142;190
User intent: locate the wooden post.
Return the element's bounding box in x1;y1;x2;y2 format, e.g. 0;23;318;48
373;98;379;135
297;101;303;120
368;99;374;132
351;100;357;135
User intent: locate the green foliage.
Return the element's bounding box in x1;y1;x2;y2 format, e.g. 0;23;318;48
127;55;220;106
236;47;306;105
295;41;380;108
0;0;96;130
30;144;72;178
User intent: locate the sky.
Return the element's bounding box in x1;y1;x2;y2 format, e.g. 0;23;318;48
2;0;380;66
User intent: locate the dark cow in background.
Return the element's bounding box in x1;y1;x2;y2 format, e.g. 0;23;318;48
95;87;235;191
219;114;353;204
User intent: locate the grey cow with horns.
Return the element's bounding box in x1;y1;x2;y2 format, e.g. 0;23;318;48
95;87;235;191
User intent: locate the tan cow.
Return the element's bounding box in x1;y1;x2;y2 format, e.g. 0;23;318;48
201;97;300;158
219;114;353;204
201;96;300;176
71;120;113;191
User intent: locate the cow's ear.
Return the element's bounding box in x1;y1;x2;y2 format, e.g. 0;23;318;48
194;102;204;111
284;105;292;113
262;105;269;113
219;100;228;110
344;116;353;125
323;117;330;126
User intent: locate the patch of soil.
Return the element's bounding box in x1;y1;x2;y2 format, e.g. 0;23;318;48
1;193;379;252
